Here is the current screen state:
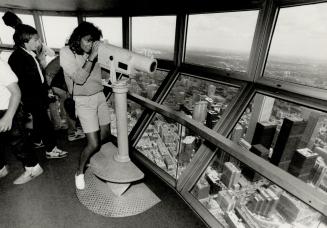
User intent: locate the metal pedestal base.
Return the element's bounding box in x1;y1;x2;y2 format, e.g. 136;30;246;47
76;169;161;217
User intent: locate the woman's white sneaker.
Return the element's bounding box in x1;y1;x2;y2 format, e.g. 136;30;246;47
75;173;85;190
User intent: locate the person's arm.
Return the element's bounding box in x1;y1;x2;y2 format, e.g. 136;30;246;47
0;82;21;132
60;42;100;85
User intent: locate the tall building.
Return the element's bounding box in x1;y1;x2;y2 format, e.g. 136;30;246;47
206;110;219;129
235;206;260;228
192;177;210;200
221;162;241;188
298;112;326;149
270;117;307;171
314;147;327;163
207;84;216;97
287;148;318;181
242;144;269;182
224;212;246;228
192;101;208;123
217;190;236;212
231;124;244;143
205;169;221;195
251;121;277;149
178;136;195;164
264;188;279;217
246;193;264;215
311;160;327;187
276;193;312;223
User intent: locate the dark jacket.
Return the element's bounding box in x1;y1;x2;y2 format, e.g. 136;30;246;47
8;47;49;111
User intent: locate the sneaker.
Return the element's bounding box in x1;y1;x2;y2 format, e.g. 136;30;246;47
13;164;43;184
68;130;85;142
0;166;9;179
33;140;45;149
46;146;68;159
75;173;85;190
76;127;85;136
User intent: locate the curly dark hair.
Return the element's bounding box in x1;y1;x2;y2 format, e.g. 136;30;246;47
68;21;102;55
13;24;38;48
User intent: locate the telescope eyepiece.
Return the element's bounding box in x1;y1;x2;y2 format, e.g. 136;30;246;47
150;61;157;73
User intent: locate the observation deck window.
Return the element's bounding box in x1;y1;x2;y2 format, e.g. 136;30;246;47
185;11;258;73
0;12;35;45
191;150;327;228
264;3;327;90
41;16;78;49
86;17;122;47
132;16;176;60
163;74;240;129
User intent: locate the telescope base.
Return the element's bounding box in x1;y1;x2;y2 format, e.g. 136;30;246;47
76;169;161;217
90;142;144;183
106;182;130;196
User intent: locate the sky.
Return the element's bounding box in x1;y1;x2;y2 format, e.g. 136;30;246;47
270;3;327;61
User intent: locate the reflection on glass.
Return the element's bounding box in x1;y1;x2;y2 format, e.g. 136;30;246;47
107;94;144;137
128;70;167;99
132;16;176;60
0;50;13;62
136;113;203;179
191;151;326;228
0;13;35;44
264;3;327;89
163;74;240;129
185;11;258;72
86;17;123;47
41;16;78;48
229;93;327;195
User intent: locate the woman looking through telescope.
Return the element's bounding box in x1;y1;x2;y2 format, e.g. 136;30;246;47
60;22;112;190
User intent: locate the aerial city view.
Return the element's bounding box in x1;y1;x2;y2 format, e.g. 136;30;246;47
111;47;327;227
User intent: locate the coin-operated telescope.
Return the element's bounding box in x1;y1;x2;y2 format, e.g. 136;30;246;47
89;43;158;197
98;43;157;83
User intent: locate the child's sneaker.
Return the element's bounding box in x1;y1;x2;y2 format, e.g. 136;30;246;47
33;140;45;149
0;166;9;179
68;130;85;142
46;146;68;159
13;164;43;184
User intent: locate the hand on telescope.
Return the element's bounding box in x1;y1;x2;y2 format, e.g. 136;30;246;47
89;41;100;61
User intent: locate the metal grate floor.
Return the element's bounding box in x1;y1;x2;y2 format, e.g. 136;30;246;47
76;168;161;217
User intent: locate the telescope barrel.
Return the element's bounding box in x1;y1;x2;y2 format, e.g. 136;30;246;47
98;43;157;75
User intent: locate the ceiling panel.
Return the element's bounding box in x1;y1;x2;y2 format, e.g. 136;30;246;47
0;0;263;15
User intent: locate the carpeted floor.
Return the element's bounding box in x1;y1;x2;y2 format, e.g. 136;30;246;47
0;130;207;228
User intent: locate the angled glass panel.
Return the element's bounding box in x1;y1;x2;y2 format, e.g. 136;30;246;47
191;150;326;228
136;113;203;180
163;74;240;129
86;17;122;47
0;12;35;45
132;16;176;60
128;70;168;99
107;95;144;137
185;11;258;73
41;16;78;48
230;93;327;190
264;3;327;89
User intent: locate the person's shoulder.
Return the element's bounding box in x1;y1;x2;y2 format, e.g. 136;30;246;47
0;59;18;81
60;46;71;53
